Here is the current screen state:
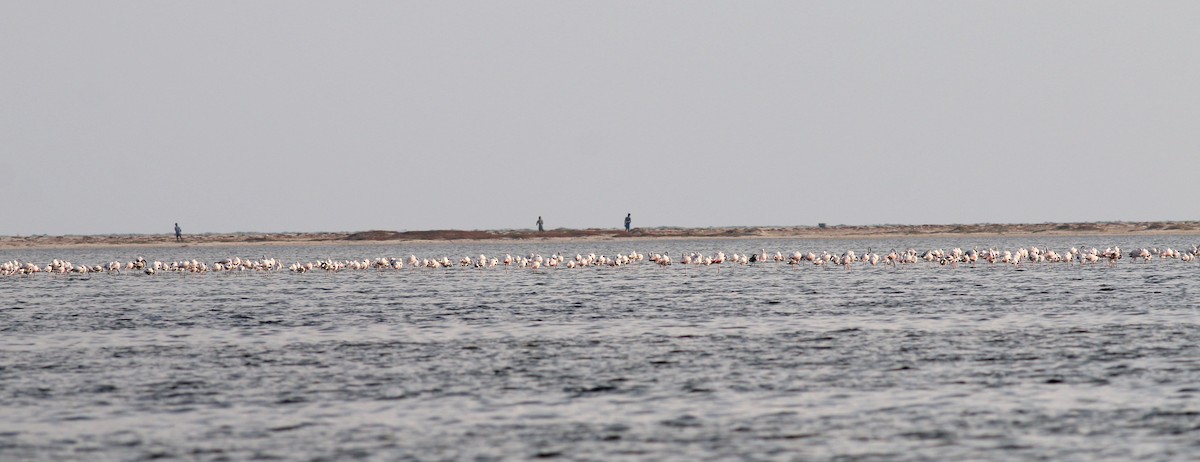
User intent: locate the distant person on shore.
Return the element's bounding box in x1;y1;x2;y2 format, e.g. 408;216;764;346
625;213;631;232
174;223;182;242
537;216;544;232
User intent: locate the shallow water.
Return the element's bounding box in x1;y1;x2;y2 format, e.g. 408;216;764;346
2;236;1200;460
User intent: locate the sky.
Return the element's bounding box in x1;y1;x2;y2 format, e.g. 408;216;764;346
2;1;1198;235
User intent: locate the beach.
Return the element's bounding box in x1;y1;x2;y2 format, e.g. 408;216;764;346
2;221;1197;250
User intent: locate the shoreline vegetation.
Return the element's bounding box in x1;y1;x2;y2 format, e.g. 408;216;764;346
1;221;1198;250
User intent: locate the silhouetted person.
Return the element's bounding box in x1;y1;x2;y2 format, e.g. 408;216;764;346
174;223;182;242
537;216;544;232
624;213;631;232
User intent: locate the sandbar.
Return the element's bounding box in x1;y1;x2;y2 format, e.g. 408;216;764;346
1;222;1198;250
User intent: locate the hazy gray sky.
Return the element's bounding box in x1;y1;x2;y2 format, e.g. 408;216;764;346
3;2;1198;235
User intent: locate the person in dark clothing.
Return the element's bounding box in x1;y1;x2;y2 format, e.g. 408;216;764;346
624;213;631;232
174;223;182;242
537;216;544;232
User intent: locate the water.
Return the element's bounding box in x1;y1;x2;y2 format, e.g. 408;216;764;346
2;236;1200;460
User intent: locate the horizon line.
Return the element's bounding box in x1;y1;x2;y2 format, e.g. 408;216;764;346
4;220;1198;238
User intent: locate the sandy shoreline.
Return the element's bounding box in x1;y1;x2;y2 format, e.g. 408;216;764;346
1;222;1198;250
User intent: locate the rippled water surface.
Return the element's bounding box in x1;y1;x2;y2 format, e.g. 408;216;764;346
3;236;1200;460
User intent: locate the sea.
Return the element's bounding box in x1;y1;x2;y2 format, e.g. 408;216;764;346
2;235;1199;461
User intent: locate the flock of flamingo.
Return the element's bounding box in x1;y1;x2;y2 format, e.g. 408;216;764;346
2;244;1199;277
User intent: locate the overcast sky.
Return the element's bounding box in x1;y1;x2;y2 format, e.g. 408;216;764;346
3;2;1198;235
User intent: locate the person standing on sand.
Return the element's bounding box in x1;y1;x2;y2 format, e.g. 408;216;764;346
174;223;182;242
537;216;544;232
625;213;631;232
